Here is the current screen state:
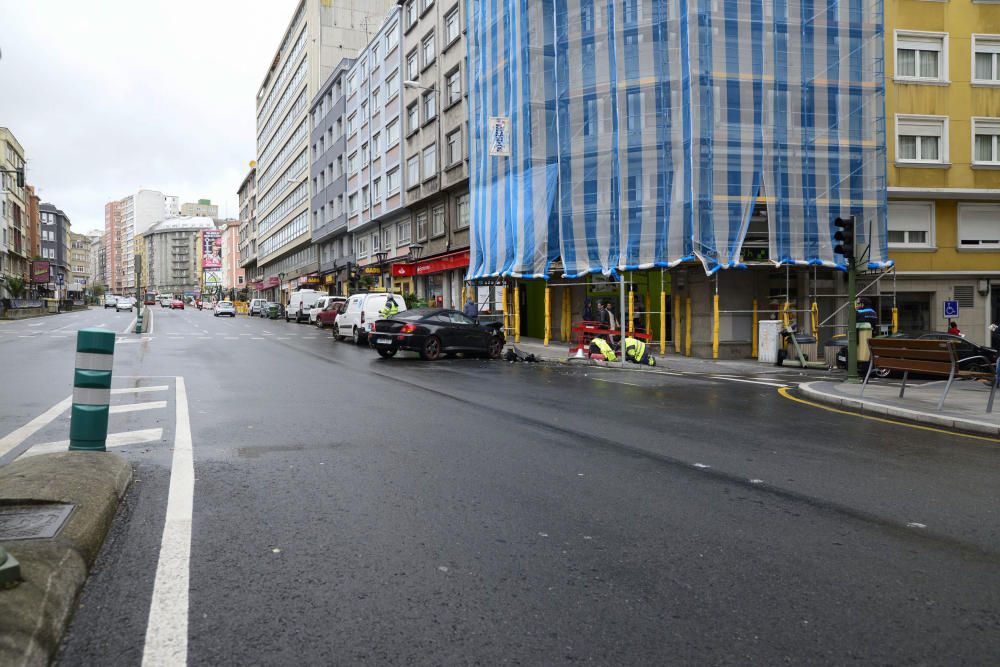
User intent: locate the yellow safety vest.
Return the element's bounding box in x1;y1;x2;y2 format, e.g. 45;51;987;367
624;337;645;363
592;337;616;361
381;301;399;317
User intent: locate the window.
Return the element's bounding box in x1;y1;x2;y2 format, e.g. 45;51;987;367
386;118;400;148
626;91;644;131
371;232;380;252
382;225;392;250
446;68;461;104
372;132;381;155
422;31;436;68
958;204;1000;248
887;202;933;248
895;115;947;164
405;0;417;29
362;185;369;209
422;144;437;179
397;219;411;245
895;31;947;82
361;142;369;164
446;128;462;165
407;103;419;134
423;91;437;122
422;0;434;12
973;118;1000;164
416;211;428;239
407;156;420;187
371;86;380;109
445;7;460;45
386;70;399;98
431;204;445;237
372;177;381;200
357;234;368;258
347;73;357;95
407;49;420;82
348;151;358;172
335;195;344;217
349;193;359;214
347;112;357;135
387;167;401;194
386;23;399;51
456;193;469;229
974;36;1000;84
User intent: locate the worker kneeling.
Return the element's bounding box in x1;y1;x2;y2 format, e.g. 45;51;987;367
588;337;617;361
623;336;656;366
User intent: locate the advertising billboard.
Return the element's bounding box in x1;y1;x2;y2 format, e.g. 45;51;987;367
201;230;222;270
30;260;50;284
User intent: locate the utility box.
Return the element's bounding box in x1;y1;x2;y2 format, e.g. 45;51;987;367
758;320;783;363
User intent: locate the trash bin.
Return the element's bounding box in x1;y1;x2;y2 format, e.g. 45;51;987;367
46;299;58;313
857;322;873;362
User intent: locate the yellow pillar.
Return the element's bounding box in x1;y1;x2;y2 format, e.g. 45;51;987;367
543;286;551;346
891;307;898;334
781;301;791;328
502;285;509;335
751;298;758;358
645;283;652;339
461;284;467;305
811;301;819;336
674;295;681;354
685;296;692;357
628;288;635;335
659;288;667;354
712;293;720;359
515;284;521;343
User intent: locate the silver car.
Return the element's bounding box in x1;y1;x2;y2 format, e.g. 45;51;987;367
214;301;237;317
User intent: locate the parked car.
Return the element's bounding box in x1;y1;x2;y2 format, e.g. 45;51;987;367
249;298;268;316
317;297;347;328
264;301;283;319
369;308;505;360
286;289;321;323
159;294;174;308
104;295;118;309
115;296;134;312
170;299;185;310
309;295;342;325
836;331;997;376
334;292;408;344
214;301;237;317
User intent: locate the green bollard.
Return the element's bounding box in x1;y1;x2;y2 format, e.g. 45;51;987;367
69;328;116;451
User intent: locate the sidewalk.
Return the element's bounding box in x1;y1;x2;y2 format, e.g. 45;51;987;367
799;379;1000;436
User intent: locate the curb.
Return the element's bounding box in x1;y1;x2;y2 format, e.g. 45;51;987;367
798;382;1000;437
0;452;132;666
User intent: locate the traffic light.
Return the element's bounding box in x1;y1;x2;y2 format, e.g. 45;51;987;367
15;167;24;188
834;216;854;259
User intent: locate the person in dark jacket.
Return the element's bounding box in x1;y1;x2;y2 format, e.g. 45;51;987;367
463;296;478;321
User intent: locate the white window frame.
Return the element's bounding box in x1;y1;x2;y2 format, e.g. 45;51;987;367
430;204;445;237
386;22;399;51
407;49;420;82
972;34;1000;85
446;128;462;166
446;67;462;105
445;7;460;45
422;143;437;181
397;219;411;246
387;167;401;194
957;203;1000;250
357;234;368;258
386;118;400;147
894;30;948;84
423;90;437;122
887;201;935;249
894;114;949;165
972;117;1000;165
406;156;420;189
422;31;436;69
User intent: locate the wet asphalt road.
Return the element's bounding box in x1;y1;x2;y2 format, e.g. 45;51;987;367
2;307;1000;665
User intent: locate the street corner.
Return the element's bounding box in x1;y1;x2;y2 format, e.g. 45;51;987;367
0;452;133;666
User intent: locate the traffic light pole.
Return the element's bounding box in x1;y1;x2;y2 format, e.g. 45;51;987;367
846;256;859;383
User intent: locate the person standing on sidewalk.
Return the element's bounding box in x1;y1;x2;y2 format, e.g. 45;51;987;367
463;296;478;322
948;320;962;336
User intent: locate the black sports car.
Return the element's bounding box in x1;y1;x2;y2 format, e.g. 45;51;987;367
369;308;505;360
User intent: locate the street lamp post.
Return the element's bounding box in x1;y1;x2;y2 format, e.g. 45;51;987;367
374;250;389;291
278;272;286;307
408;242;423;298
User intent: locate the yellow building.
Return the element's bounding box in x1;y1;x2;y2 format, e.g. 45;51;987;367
887;0;1000;344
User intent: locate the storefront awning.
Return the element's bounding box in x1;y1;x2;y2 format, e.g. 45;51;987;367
392;250;470;277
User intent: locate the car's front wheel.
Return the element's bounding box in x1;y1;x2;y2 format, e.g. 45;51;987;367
488;336;504;359
333;324;343;341
376;347;397;359
352;327;362;345
420;336;442;361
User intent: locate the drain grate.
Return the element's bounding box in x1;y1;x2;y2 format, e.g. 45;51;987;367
0;504;76;540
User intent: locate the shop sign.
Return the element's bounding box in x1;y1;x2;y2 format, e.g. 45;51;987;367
362;267;382;275
31;260;50;284
299;274;321;286
324;274;335;284
392;263;415;277
265;277;280;288
394;250;471;277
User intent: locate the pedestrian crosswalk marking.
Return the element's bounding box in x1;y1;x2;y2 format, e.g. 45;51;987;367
112;386;169;395
110;400;167;414
19;428;165;459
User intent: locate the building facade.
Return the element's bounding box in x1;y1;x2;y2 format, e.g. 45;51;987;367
69;231;90;297
219;219;245;292
145;216;218;297
88;232;105;294
181;199;219;218
237;166;259;288
0;128;27;297
25;184;40;261
394;0;470;307
38;202;71;297
104;189;177;294
254;0;395;302
885;0;1000;344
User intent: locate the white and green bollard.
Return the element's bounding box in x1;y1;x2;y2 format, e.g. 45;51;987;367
68;328;116;451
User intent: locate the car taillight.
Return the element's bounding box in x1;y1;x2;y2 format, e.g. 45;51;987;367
370;322;376;332
401;323;416;333
361;311;365;324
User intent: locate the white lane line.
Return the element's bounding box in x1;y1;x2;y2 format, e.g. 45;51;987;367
710;375;789;388
19;428;165;459
251;337;265;340
123;317;137;334
110;401;167;414
0;395;73;459
112;385;169;395
50;335;68;338
238;333;251;336
142;377;193;667
224;337;238;340
28;322;45;327
693;463;711;469
18;335;36;338
275;337;290;340
591;377;641;387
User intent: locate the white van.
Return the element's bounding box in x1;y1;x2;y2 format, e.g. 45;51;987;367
286;289;321;323
334;292;407;344
249;298;268;316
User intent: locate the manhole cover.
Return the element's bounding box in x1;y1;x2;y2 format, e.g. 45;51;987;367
0;504;76;540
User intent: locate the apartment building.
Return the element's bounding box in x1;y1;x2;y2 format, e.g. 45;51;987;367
254;0;395;302
88;232;104;293
219;219;245;291
39;202;71;296
237;166;259;287
887;1;1000;343
0;128;27;295
310;58;355;296
104;189;176;294
395;0;470;307
145;216;217;296
69;231;90;297
181;199;219;218
25;184;40;260
343;7;411;293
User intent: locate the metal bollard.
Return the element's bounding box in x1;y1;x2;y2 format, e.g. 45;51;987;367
68;328;116;451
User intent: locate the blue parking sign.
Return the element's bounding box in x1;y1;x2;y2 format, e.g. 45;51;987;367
943;300;959;318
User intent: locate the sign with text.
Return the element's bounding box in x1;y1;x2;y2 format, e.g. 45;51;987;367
201;229;222;270
488;116;511;156
30;260;50;284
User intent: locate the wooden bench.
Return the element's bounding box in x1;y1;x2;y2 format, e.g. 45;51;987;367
862;338;998;412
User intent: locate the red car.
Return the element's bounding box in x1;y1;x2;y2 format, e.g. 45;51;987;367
317;297;347;328
170;299;185;310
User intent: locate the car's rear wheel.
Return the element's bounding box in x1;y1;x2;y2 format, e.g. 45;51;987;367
488;337;503;359
376;347;397;359
333;324;344;341
420;336;442;361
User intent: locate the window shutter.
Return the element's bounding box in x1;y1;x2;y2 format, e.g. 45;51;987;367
953;285;975;309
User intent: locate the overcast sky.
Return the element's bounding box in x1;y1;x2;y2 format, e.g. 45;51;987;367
1;0;296;234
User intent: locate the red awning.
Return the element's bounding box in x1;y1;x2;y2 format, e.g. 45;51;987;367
392;250;470;277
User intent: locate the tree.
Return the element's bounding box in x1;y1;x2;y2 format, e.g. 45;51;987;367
6;276;26;299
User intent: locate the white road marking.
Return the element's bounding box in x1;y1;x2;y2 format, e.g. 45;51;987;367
19;428;164;458
123;317;137;334
591;377;641;387
50;335;68;338
749;478;764;485
251;337;265;340
239;333;251;336
710;375;789;388
907;522;927;529
112;385;169;395
18;335;35;338
276;337;290;340
28;322;44;327
142;377;193;667
110;401;167;414
0;395;73;459
693;463;711;469
224;337;238;340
